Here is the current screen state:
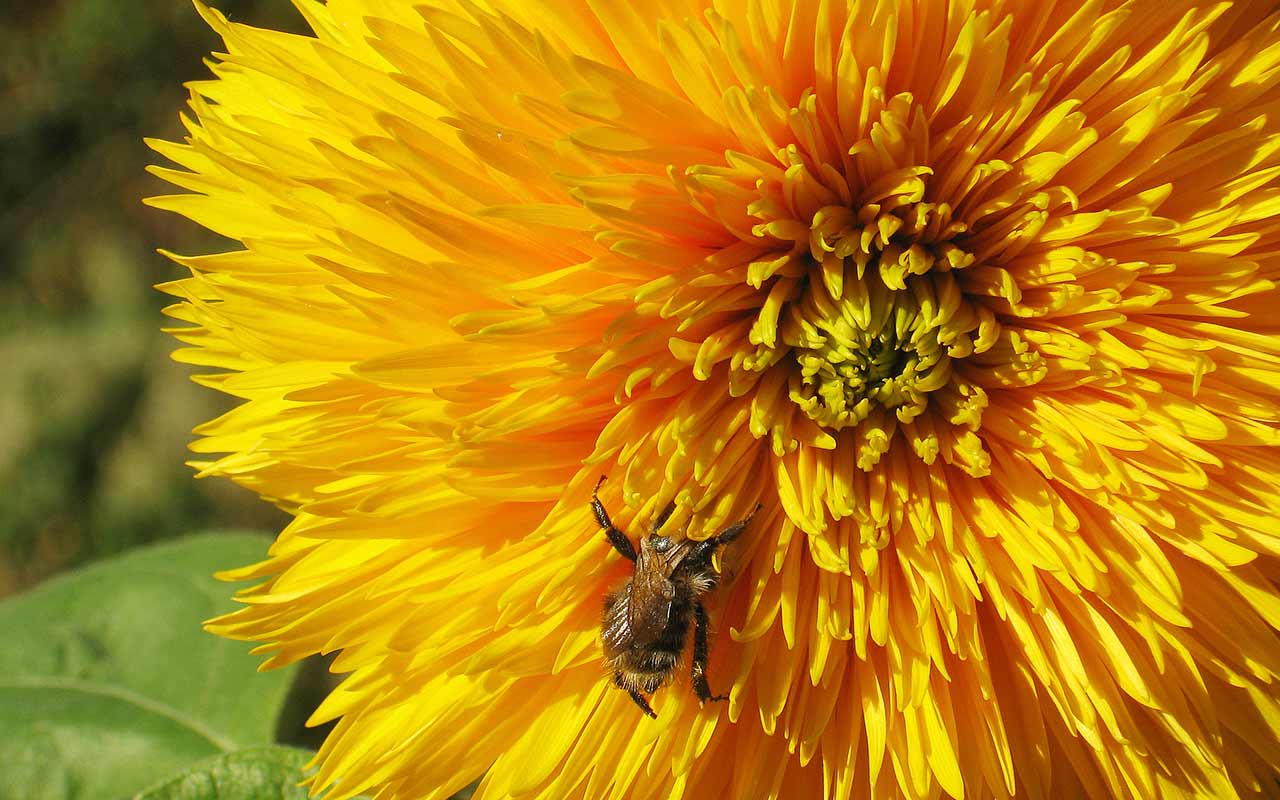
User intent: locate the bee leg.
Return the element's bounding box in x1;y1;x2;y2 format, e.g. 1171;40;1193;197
711;504;763;546
692;600;728;704
614;671;657;718
592;476;636;562
686;504;764;564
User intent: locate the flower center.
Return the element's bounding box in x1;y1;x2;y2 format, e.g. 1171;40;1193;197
729;165;1019;474
663;128;1049;477
785;274;963;431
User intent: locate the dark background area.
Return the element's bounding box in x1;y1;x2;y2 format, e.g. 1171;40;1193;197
0;0;306;594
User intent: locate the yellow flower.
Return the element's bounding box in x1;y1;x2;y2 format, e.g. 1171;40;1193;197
149;1;1280;798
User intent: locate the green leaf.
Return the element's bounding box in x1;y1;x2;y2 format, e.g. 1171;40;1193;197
0;533;296;800
133;746;314;800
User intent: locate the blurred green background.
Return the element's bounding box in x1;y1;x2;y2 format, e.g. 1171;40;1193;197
0;0;306;595
1;5;484;796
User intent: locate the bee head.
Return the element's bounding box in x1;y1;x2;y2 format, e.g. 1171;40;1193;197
649;535;673;553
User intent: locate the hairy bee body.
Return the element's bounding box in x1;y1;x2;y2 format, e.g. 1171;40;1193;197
601;573;696;695
591;477;758;718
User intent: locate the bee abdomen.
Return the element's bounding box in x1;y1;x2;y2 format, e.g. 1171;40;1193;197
610;663;676;695
638;648;680;672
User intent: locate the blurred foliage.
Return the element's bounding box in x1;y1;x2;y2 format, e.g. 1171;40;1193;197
0;0;307;592
134;747;318;800
1;6;483;797
0;534;298;799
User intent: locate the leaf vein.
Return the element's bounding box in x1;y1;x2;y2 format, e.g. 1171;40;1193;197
0;676;239;752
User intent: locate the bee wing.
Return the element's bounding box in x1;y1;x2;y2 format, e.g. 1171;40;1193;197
628;547;675;647
601;590;632;654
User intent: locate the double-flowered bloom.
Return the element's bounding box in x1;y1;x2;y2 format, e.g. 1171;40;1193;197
150;1;1280;797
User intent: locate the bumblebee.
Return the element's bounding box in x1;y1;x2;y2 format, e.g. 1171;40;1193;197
592;476;759;718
